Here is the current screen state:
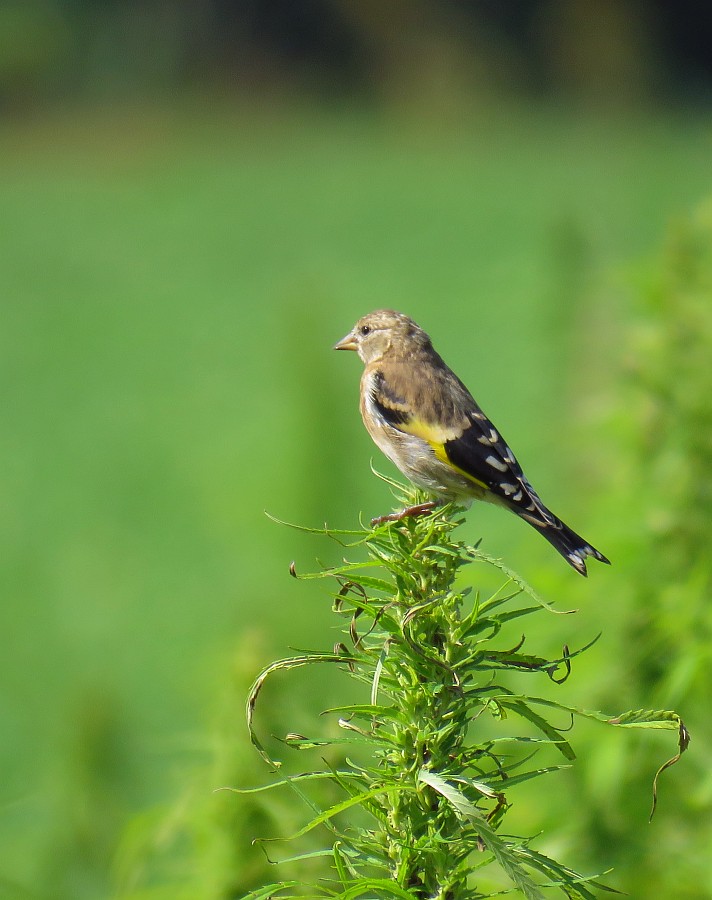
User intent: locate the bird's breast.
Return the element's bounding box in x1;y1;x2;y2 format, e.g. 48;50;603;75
359;372;481;499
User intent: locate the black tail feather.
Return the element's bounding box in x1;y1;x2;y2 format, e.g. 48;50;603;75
521;512;610;577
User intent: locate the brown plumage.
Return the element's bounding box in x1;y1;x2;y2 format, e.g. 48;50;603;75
335;309;609;576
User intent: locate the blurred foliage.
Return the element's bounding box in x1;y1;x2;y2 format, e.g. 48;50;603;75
627;202;712;687
566;201;712;898
1;0;712;112
109;632;320;900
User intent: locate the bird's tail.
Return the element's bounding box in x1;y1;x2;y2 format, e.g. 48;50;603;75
520;509;610;576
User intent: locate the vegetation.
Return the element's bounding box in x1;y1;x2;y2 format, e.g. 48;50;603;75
565;200;712;898
242;488;686;899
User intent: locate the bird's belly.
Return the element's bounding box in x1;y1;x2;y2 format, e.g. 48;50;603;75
369;426;482;500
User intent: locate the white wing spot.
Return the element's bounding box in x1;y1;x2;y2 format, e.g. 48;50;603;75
500;483;517;496
477;435;491;445
485;455;509;472
512;490;523;501
489;428;499;443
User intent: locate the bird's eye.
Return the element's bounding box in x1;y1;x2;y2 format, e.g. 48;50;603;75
360;325;371;336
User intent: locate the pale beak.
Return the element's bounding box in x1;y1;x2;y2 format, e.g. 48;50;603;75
333;330;358;351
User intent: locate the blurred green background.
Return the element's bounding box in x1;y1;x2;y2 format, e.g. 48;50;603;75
2;2;712;897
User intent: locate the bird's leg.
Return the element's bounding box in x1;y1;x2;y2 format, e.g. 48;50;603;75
371;500;441;527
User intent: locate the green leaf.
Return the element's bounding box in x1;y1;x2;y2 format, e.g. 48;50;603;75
274;784;409;842
497;699;577;761
219;770;363;795
240;882;302;900
333;842;350;886
607;708;687;731
418;769;546;900
265;510;369;541
483;765;570;790
335;877;422;900
322;703;402;724
466;548;574;614
247;653;354;767
514;846;623;897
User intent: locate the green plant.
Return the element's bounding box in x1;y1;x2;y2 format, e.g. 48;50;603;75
241;481;687;899
629;201;712;659
571;199;712;897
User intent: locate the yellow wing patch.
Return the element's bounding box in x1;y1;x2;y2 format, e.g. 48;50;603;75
399;417;455;445
401;418;490;492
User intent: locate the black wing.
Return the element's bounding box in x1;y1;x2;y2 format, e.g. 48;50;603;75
442;410;554;523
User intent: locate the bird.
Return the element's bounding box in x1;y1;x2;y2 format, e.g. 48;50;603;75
334;309;609;576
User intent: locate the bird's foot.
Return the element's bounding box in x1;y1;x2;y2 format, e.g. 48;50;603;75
370;501;441;528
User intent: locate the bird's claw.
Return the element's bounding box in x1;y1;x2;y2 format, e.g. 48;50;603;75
370;501;440;527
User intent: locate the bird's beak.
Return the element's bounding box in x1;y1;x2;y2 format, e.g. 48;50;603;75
333;330;358;351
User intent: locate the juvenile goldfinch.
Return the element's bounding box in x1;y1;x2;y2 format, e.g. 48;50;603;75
335;310;609;576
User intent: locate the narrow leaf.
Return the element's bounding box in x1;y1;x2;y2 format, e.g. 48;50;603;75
247;653;352;767
418;769;546;900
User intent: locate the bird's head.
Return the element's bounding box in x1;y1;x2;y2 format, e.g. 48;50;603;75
334;310;431;364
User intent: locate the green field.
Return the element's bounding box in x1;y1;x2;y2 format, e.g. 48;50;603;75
2;101;712;898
